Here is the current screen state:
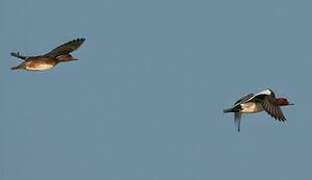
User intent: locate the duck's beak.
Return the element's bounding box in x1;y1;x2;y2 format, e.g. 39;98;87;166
288;103;294;105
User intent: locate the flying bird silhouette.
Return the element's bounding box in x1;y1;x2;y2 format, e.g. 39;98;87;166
11;38;85;71
223;89;294;132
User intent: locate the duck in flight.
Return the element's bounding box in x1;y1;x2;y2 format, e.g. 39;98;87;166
11;38;85;71
223;89;294;132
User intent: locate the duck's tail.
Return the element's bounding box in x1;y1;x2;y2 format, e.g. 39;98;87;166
223;108;235;113
11;64;24;70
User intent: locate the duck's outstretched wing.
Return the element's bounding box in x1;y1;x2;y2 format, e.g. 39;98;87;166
234;93;254;106
45;38;85;57
11;52;27;60
261;95;286;121
223;93;254;113
234;112;242;132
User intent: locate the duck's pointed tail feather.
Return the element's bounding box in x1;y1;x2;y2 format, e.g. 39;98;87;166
223;108;235;113
11;64;24;70
11;66;20;70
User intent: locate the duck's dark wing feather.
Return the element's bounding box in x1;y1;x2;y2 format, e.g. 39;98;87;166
234;112;242;132
261;96;286;121
11;52;27;60
45;38;85;57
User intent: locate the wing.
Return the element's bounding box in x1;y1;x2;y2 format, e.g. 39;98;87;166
253;89;273;97
11;52;27;60
261;96;286;121
45;38;85;57
234;93;254;106
234;112;242;132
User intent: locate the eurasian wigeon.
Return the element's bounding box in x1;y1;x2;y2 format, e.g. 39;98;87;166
11;38;85;71
223;89;294;132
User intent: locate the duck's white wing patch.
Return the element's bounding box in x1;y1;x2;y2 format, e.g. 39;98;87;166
254;89;272;96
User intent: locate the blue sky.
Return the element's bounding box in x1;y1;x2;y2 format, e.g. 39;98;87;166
1;0;311;179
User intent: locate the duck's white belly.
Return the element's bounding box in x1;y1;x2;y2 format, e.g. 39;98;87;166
25;63;54;71
240;102;263;113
